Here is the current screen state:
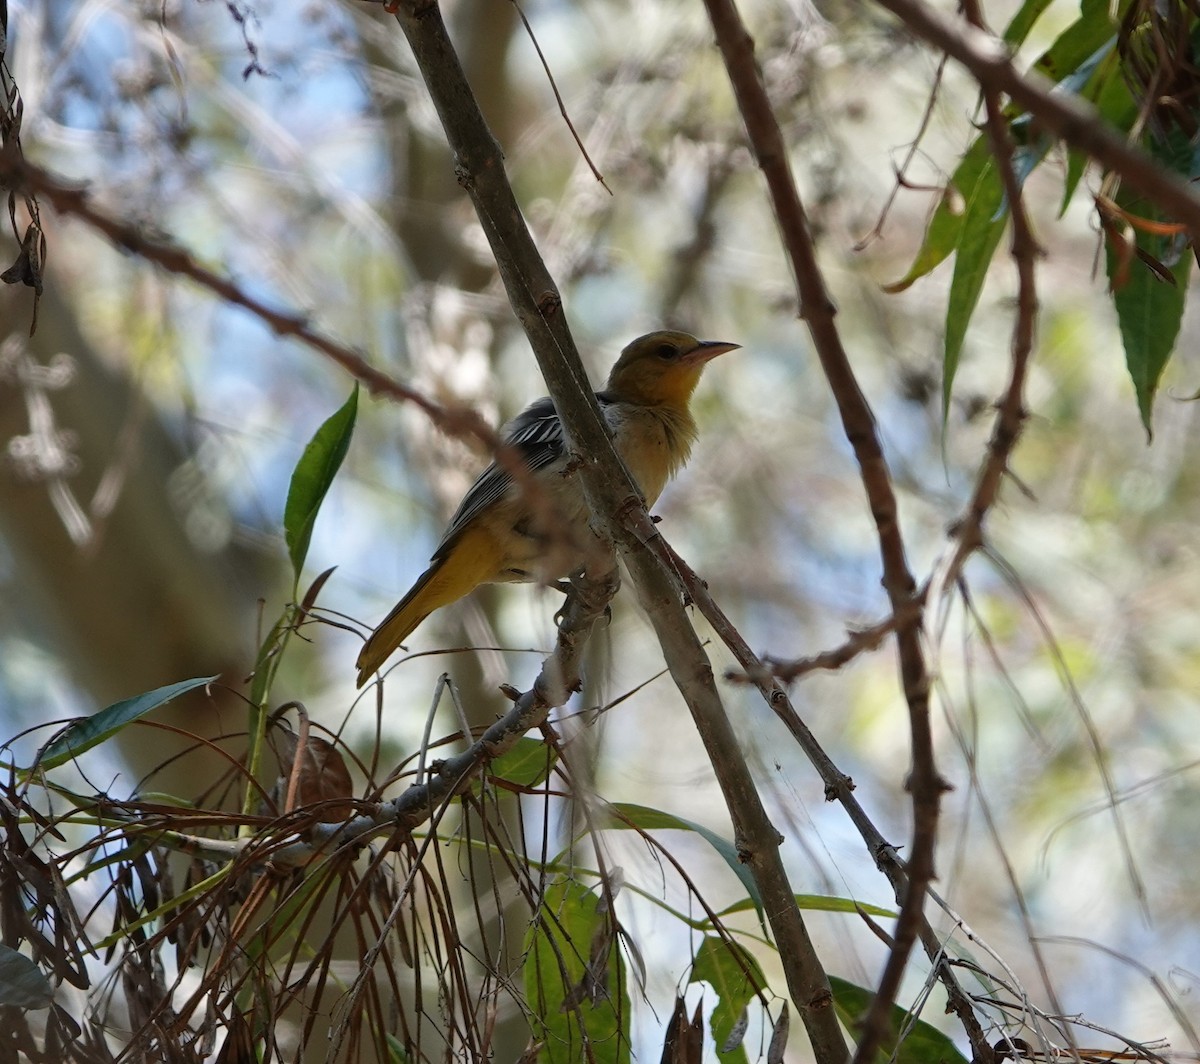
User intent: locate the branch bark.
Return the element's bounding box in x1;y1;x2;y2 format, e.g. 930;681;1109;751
700;2;943;1060
659;542;994;1063
875;0;1200;231
389;2;848;1059
0;145;481;439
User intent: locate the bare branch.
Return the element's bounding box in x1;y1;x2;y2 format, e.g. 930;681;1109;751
510;0;612;194
659;541;994;1061
726;588;926;685
388;2;848;1058
700;1;942;1058
873;0;1200;233
0;147;477;434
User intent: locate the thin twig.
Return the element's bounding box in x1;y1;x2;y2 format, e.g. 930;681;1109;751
510;0;612;194
855;51;950;252
931;0;1063;1052
128;564;620;868
725;585;928;686
0;147;459;425
0;146;579;547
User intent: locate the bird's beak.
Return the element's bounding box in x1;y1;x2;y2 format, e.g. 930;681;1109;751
683;339;741;365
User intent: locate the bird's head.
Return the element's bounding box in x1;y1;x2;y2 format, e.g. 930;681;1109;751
604;330;740;406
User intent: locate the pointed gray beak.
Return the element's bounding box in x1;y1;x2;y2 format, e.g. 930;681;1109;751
684;339;741;365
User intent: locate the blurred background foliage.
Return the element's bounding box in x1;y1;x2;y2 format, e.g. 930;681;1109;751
3;0;1200;1057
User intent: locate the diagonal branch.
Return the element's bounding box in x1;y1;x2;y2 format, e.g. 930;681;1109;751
725;586;927;686
659;540;994;1063
0;146;577;544
388;2;848;1060
874;0;1200;232
0;146;477;439
700;1;943;1060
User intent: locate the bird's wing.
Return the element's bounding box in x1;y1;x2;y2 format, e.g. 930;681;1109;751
433;396;568;557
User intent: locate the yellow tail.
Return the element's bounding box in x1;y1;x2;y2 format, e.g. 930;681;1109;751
355;527;503;687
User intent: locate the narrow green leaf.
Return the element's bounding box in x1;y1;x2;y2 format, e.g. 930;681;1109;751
1055;37;1117;96
1032;19;1117;84
284;385;359;579
1039;41;1128;213
238;867;330;966
829;976;969;1064
688;936;767;1064
0;945;52;1009
1104;197;1191;437
524;875;630;1064
386;1033;415;1063
1081;0;1123;24
943;162;1006;418
1060;60;1134;215
1002;0;1054;45
487;736;556;789
1060;149;1089;217
712;894;896;921
92;859;236;952
885;137;994;294
609;803;764;926
33;676;217;773
1013;38;1115;204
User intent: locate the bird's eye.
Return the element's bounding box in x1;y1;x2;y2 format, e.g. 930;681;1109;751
656;343;678;360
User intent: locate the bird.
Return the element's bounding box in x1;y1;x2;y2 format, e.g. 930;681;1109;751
355;330;739;687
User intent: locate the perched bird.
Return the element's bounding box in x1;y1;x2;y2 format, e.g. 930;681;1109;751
355;330;738;687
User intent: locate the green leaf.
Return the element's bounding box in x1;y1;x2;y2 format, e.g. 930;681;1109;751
1060;148;1089;217
1056;47;1134;213
524;875;630;1064
487;736;556;789
712;895;896;921
0;945;52;1009
1032;19;1117;85
1002;0;1055;46
608;803;764;926
1104;195;1191;437
386;1033;415;1063
1011;37;1115;200
829;976;969;1064
1081;0;1122;25
1055;37;1117;96
688;936;767;1064
891;6;1125;319
33;676;217;773
284;385;358;579
885;137;994;294
943;161;1007;418
1065;63;1135;216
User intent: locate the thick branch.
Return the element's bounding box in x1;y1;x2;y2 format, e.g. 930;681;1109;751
390;3;848;1059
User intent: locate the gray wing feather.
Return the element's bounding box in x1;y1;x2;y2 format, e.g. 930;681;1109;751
433;396;568;557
